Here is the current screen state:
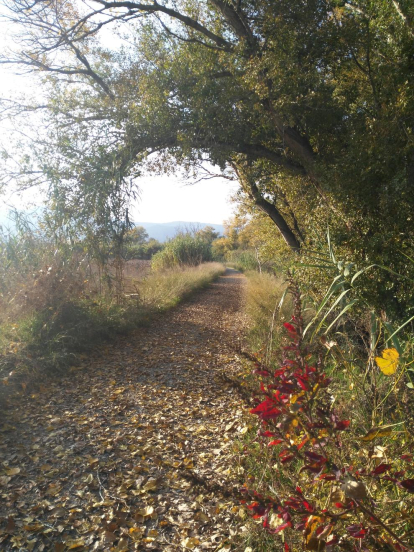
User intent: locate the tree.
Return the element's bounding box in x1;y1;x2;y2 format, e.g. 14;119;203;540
196;226;220;245
123;227;163;259
1;0;413;268
125;226;149;246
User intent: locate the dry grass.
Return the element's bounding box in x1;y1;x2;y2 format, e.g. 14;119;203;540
132;262;226;310
0;261;225;403
244;271;291;361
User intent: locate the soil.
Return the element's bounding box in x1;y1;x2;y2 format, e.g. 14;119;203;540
0;269;252;552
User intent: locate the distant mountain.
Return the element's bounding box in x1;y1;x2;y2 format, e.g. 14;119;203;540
136;221;224;242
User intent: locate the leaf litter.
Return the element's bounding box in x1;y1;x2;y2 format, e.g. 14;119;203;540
0;270;250;551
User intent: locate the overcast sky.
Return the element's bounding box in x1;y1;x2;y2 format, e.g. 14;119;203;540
0;11;238;225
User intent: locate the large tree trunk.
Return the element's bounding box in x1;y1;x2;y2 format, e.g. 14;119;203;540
249;183;301;252
233;163;301;252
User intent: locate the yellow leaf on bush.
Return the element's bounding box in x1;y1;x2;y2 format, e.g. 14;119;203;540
361;426;392;441
375;348;399;375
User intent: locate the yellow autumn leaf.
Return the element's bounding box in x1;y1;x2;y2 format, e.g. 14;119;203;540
143;478;158;491
375;348;399;375
361;426;392;441
6;467;20;476
304;515;324;543
136;505;154;517
66;540;85;550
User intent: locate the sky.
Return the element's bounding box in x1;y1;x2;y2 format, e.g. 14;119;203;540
0;9;239;226
0;173;239;226
132;175;238;225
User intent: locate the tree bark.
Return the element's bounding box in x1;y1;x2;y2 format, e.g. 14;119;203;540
232;163;301;252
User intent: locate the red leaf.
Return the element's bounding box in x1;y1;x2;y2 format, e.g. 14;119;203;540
254;370;271;376
301;464;323;473
383;476;398;482
268;439;283;446
247;501;267;517
283;322;296;334
335;420;350;430
296;378;308;391
250;400;272;413
273;521;291;533
302;500;314;512
399;479;414;493
284;544;290;552
262;409;282;420
305;451;327;463
297;436;308;450
371;463;391;475
280;455;295;464
250;401;282;420
346;525;366;539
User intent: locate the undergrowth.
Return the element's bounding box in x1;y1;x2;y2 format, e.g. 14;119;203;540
237;274;414;551
244;271;291;363
0;262;225;406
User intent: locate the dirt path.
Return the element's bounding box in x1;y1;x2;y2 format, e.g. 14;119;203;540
0;269;251;552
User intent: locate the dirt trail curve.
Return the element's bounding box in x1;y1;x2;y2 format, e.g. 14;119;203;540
0;269;251;552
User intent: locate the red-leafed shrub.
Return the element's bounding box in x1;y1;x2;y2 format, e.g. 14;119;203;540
243;279;414;551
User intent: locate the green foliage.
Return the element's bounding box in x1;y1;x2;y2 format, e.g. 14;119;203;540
225;249;258;272
2;0;414;315
195;225;220;245
123;227;163;260
151;233;213;271
126;226;148;243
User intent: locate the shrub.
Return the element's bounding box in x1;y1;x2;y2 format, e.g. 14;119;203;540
243;279;414;551
151;233;212;271
225;249;258;272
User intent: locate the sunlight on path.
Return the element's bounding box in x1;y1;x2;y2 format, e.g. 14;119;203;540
0;270;250;552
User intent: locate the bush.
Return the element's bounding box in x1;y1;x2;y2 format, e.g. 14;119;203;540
151;233;212;271
241;279;414;551
124;238;163;260
225;249;258;272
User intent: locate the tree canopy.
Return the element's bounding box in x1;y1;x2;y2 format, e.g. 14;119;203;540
1;0;413;280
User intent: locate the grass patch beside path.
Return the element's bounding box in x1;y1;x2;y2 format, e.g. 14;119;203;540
0;262;225;405
244;270;290;363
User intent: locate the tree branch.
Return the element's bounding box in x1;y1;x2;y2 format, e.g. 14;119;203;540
90;0;234;50
231;161;301;251
208;0;256;47
391;0;414;37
